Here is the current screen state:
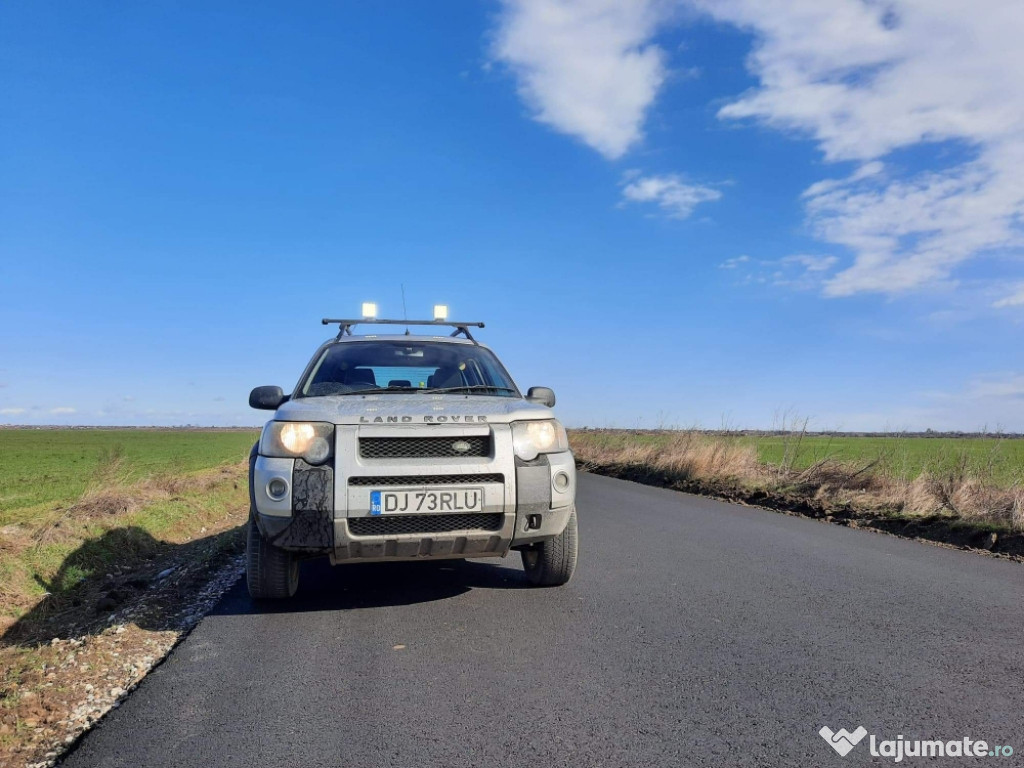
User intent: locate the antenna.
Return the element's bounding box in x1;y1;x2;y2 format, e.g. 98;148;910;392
400;284;409;335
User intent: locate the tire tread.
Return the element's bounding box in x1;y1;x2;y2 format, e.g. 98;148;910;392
246;516;299;599
522;508;578;587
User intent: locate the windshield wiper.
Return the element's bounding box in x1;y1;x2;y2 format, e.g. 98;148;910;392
339;386;422;395
426;385;517;395
338;385;516;396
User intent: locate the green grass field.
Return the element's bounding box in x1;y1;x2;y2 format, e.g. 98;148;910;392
570;431;1024;487
0;428;258;628
0;428;259;516
757;435;1023;483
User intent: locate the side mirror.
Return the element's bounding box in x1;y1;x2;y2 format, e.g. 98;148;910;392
526;386;556;408
249;386;288;410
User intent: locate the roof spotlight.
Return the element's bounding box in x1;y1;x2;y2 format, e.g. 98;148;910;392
433;304;449;321
361;302;378;319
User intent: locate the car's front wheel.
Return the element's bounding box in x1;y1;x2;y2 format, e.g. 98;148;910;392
521;507;578;587
246;515;299;599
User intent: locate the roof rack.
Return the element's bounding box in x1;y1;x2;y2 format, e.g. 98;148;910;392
321;318;486;342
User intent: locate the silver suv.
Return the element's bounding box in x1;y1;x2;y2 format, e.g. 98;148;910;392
246;314;578;599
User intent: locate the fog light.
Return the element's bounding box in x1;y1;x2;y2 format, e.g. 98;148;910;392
553;471;570;492
267;477;289;501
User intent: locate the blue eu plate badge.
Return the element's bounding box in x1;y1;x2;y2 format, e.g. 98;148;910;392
370;491;382;516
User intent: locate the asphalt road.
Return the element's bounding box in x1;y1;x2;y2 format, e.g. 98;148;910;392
63;474;1023;767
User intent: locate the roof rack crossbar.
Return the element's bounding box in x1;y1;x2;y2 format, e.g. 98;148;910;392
320;318;485;343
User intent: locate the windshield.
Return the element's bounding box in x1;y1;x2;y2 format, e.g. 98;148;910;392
298;341;520;398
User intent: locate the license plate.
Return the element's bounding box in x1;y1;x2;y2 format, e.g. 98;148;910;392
369;488;484;516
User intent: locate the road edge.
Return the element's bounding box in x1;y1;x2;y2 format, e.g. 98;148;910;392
578;461;1023;562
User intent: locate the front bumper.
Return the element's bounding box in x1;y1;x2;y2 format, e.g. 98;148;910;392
252;424;575;562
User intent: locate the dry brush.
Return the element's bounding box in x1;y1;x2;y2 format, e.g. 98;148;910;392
570;430;1024;545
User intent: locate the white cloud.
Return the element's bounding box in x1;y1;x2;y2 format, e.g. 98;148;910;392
697;0;1024;296
993;283;1024;308
492;0;1024;298
724;253;838;290
621;174;721;218
964;374;1024;401
49;407;76;415
915;373;1024;430
780;254;838;272
820;373;1024;431
719;255;750;269
492;0;670;159
0;407;25;415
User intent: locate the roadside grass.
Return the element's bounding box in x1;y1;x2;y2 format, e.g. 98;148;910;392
573;431;1024;488
0;429;258;632
0;429;258;764
570;430;1024;543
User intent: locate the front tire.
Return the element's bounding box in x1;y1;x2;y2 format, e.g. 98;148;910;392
247;516;299;599
521;507;578;587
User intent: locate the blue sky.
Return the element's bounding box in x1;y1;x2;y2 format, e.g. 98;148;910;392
1;1;1022;431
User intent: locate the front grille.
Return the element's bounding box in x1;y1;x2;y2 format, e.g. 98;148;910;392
359;435;490;459
348;473;503;487
347;513;504;536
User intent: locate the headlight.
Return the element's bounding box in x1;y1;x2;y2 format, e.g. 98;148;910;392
260;421;334;465
512;419;569;461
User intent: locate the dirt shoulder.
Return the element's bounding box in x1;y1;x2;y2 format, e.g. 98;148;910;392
0;463;251;768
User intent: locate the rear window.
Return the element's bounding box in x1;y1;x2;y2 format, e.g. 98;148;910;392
298;341;518;397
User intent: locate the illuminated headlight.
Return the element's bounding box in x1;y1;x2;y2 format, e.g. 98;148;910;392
260;421;334;465
512;420;569;461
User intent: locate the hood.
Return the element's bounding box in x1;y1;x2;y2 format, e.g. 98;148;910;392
273;394;555;426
